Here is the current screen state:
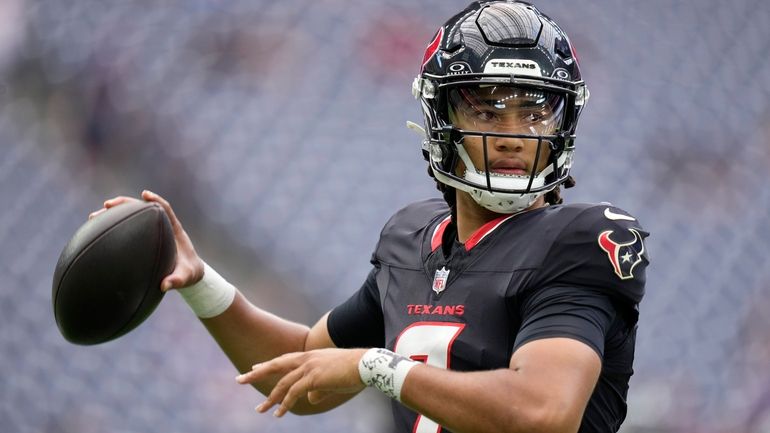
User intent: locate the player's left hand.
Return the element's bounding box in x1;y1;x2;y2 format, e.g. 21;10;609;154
236;348;368;417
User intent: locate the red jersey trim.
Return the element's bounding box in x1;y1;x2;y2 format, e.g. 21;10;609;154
464;214;516;251
431;213;516;252
430;216;452;252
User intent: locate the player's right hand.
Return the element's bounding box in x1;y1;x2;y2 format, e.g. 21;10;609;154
88;190;205;291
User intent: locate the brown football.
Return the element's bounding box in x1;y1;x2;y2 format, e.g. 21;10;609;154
52;201;176;345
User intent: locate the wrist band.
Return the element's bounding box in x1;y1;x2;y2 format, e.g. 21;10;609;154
178;262;236;318
358;348;419;401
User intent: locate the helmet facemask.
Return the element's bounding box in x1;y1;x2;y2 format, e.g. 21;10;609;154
412;1;589;214
423;80;578;214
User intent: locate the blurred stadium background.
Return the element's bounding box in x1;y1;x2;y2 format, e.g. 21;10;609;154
1;0;769;432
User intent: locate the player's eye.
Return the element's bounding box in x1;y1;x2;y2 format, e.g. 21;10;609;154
474;109;499;122
523;112;545;123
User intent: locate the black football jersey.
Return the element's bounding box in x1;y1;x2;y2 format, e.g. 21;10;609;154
328;198;649;433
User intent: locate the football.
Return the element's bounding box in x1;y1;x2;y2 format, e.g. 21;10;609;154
52;200;176;345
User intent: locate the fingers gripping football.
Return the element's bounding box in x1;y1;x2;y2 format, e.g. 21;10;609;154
139;191;204;291
88;195;139;220
89;190;205;291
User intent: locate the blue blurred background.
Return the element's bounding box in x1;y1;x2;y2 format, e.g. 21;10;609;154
1;0;769;432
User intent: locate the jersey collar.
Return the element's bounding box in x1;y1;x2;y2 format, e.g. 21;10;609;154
430;215;452;252
431;213;516;252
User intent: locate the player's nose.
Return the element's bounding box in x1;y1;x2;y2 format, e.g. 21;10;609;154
490;135;525;154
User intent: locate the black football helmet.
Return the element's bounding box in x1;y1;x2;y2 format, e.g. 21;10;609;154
411;0;589;213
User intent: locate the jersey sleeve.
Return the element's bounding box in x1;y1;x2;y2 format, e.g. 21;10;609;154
326;268;385;349
537;205;650;308
513;285;616;357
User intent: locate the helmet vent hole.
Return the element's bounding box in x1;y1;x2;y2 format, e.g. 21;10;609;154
554;37;572;60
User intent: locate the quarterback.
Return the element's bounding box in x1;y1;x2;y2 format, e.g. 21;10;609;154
92;1;649;432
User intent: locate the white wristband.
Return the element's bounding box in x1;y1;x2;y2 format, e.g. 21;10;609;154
358;348;419;401
178;262;236;318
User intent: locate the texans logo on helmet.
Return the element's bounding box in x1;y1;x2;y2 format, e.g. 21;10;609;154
598;229;645;280
421;27;444;72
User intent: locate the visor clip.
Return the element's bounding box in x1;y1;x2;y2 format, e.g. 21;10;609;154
551;132;568;152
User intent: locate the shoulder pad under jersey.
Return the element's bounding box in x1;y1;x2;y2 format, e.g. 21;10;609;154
535;203;649;305
372;198;449;269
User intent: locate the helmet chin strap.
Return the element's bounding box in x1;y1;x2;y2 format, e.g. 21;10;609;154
431;168;543;214
436;138;575;214
414;121;572;214
455;137;571;184
458;139;551;211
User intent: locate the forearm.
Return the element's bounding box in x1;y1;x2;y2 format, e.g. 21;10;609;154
366;338;599;433
199;292;355;415
399;360;590;433
93;194;353;415
201;291;310;374
399;367;550;433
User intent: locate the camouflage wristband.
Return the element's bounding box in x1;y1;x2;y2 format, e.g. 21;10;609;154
358;348;419;401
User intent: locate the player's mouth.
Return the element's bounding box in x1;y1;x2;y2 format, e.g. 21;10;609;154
489;159;528;176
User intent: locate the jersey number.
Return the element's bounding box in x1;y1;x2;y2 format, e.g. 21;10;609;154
393;322;465;433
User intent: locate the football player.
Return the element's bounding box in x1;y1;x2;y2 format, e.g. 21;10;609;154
92;2;649;432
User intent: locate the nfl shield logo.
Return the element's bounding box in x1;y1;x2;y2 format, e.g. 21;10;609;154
432;267;450;294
